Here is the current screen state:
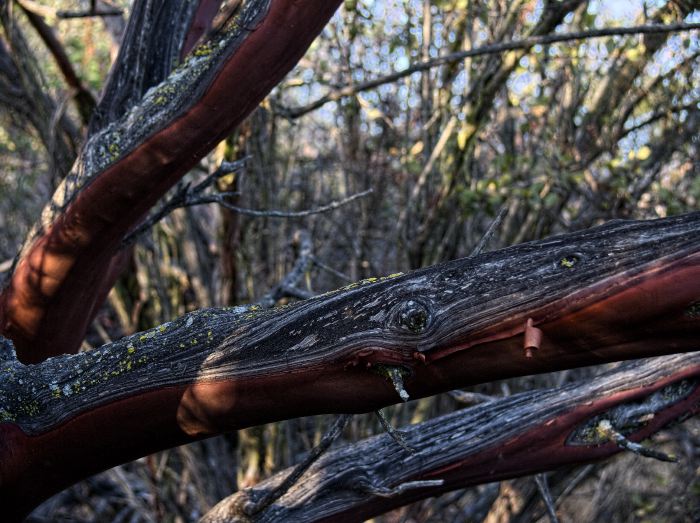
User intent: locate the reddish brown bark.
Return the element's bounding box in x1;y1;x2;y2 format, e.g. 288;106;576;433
200;354;700;522
181;0;226;58
0;216;697;519
0;0;344;363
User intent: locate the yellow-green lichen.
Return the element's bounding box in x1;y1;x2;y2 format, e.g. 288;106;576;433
193;43;213;57
108;142;120;159
20;400;41;417
560;257;577;269
0;408;16;422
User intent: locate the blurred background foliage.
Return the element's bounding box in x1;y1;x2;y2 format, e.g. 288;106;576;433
1;0;699;521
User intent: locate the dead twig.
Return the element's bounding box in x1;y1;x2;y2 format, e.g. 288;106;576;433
208;188;372;218
470;205;509;257
364;479;445;498
243;414;353;516
534;473;560;523
123;157;371;245
375;409;415;454
596;419;677;463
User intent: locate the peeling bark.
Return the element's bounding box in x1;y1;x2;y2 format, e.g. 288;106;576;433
0;213;698;520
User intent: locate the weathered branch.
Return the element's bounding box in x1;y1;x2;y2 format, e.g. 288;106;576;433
0;213;698;519
0;0;345;362
200;352;700;522
87;0;200;134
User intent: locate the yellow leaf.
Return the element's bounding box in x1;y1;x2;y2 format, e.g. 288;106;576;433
457;123;476;150
366;108;383;120
636;145;651;161
531;105;547;117
410;141;424;156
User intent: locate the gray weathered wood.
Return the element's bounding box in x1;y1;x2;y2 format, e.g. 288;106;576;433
200;352;700;522
0;212;698;518
1;212;698;435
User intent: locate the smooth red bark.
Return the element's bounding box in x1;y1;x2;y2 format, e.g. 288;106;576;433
0;0;344;363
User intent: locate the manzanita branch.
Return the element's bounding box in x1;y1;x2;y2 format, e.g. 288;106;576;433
0;0;345;362
0;213;698;520
200;352;700;522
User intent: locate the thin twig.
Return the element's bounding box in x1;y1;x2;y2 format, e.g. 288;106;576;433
311;255;353;282
244;414;353;516
206;188;372;218
375;409;415;454
123;165;371;246
555;464;595;507
281;22;700;118
596;419;677;463
122;158;248;246
470;205;509;257
535;473;560;523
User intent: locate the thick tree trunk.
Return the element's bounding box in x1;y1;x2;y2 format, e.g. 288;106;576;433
200;352;700;522
0;213;698;519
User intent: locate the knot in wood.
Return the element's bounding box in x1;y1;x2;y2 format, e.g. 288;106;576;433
395;300;430;333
